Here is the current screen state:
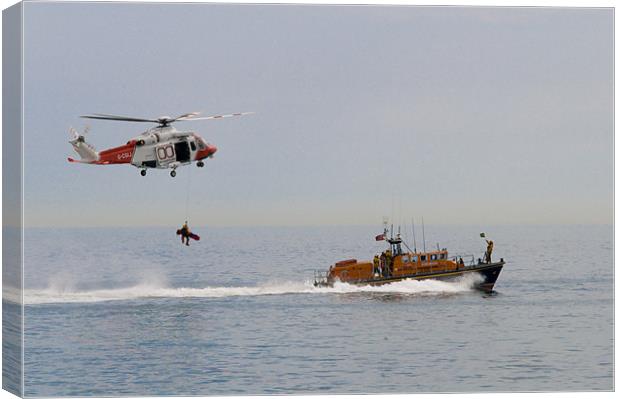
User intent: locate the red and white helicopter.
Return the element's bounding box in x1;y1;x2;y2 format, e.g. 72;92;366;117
68;111;252;177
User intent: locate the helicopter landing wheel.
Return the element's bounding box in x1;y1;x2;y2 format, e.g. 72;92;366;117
170;170;177;177
197;161;204;168
140;169;147;177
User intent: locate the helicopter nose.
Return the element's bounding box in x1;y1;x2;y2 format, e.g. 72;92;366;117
208;144;217;155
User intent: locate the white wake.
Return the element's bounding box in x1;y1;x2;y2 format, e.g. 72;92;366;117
20;274;483;305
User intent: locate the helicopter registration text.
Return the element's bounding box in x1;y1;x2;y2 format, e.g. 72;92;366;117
96;141;137;164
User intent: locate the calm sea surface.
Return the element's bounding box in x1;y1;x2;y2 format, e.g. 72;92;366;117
9;224;614;396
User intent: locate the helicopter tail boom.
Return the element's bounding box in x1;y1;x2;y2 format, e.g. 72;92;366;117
68;126;138;165
96;141;136;164
68;142;137;165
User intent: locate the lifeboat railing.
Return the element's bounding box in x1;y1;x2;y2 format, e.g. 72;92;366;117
450;254;476;267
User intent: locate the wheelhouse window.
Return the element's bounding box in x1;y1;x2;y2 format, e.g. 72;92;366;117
420;255;427;262
440;253;446;260
430;254;438;261
412;256;418;262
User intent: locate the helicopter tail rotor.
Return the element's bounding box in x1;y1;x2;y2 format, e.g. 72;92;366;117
68;126;98;163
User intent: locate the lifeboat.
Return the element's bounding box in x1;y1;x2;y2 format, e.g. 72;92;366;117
314;229;504;292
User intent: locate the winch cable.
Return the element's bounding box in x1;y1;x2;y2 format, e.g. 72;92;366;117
184;164;192;222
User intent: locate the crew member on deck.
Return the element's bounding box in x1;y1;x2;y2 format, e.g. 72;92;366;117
385;249;393;276
380;252;387;277
373;254;380;276
485;239;494;263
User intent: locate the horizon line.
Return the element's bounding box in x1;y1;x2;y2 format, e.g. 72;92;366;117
13;222;614;229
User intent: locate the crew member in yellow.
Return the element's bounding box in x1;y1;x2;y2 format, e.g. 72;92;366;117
485;239;494;263
385;248;393;276
373;254;380;276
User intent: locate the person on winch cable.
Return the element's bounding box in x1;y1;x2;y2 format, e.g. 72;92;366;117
180;221;191;246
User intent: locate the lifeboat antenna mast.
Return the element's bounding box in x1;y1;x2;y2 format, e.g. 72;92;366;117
382;216;389;238
411;218;417;253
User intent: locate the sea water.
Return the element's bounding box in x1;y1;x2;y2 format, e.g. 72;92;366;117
5;224;613;395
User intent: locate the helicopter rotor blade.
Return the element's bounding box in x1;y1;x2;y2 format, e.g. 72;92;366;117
79;111;254;126
175;111;254;122
171;112;201;121
80;114;159;123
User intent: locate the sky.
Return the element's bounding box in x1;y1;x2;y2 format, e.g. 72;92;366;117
21;3;613;227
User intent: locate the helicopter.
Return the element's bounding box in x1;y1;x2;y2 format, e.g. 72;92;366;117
68;111;253;177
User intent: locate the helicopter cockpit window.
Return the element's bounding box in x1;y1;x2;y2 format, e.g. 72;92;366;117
190;141;196;151
196;137;207;150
